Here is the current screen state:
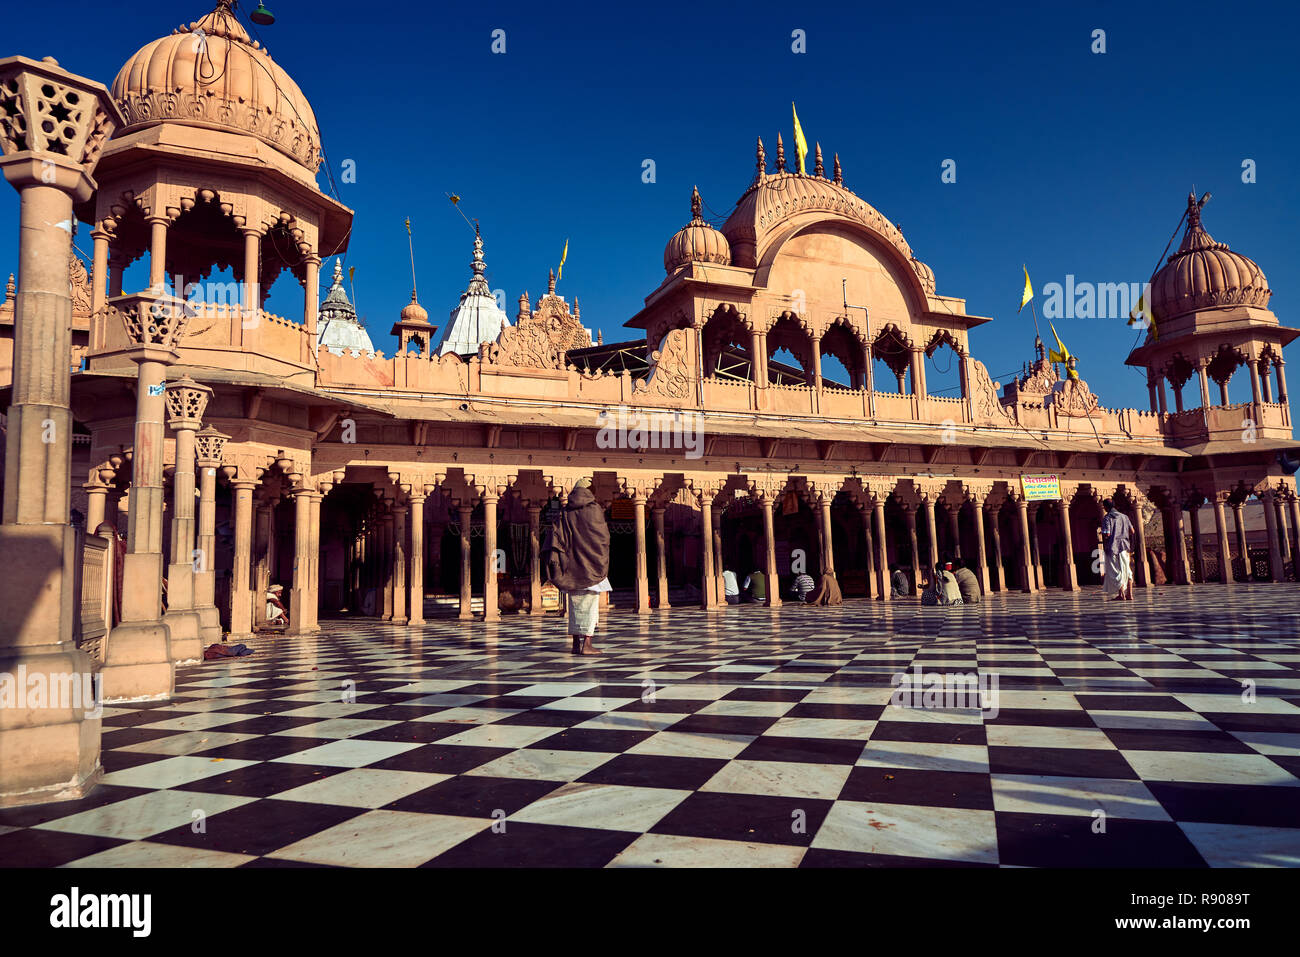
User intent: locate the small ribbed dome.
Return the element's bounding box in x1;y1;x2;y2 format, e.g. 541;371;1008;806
664;186;731;272
400;292;430;325
911;257;935;295
111;1;320;171
1149;193;1271;323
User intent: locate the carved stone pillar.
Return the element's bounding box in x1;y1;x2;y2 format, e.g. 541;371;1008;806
972;499;990;595
527;504;543;614
946;503;961;562
633;494;650;613
303;254;321;340
100;289;192;702
457;503;473;620
819;494;835;574
193;428;227;642
760;493;782;608
1128;498;1150;588
922;496;939;571
653;505;670;609
482;487;499;622
147;215;169;290
0;57;122;804
304;489;322;632
987;505;1004;591
1015;496;1034;593
711;505;725;604
1212;495;1232;585
1289;494;1300;579
1232;502;1251;579
1027;508;1044;589
226;478;256;639
1165;505;1191;585
390;500;408;625
162;376;211;661
903;504;921;595
699;495;715;610
288;482;318;633
241;227;261;321
409;490;426;626
858;503;875;597
1187;501;1206;584
1056;499;1077;591
873;499;890;602
1261;490;1284;583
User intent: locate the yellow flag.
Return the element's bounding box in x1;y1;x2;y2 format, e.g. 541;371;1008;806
557;238;568;283
1019;265;1033;313
1048;322;1078;379
792;102;808;175
347;265;355;285
1127;290;1158;339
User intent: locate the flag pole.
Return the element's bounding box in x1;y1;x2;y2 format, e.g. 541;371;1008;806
405;217;418;301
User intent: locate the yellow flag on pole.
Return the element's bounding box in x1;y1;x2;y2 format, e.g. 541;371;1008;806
1048;322;1078;379
1019;265;1033;313
557;238;568;283
1127;290;1158;339
792;102;808;175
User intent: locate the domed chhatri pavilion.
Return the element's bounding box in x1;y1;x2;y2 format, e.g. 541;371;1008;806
0;1;1298;806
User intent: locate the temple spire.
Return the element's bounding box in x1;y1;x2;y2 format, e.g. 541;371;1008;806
832;152;843;186
813;142;824;178
547;268;556;295
775;132;786;172
690;185;702;221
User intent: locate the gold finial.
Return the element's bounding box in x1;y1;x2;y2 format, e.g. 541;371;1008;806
832;152;843;186
814;142;824;178
775;132;786;172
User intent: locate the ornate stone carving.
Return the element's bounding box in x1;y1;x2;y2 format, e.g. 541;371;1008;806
484;280;590;369
1048;376;1102;417
194;426;229;467
636;327;692;399
69;253;91;312
970;358;1011;422
165;375;212;429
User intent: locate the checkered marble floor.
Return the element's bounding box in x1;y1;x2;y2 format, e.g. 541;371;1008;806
4;583;1300;868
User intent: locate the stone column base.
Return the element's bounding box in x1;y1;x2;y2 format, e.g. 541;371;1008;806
162;608;203;664
196;603;222;644
0;646;103;808
101;620;174;703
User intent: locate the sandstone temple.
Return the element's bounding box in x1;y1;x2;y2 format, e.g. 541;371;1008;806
0;1;1297;806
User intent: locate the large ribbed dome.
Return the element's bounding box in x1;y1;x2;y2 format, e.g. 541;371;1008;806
1149;193;1271;323
664;186;731;272
110;1;320;171
722;136;913;270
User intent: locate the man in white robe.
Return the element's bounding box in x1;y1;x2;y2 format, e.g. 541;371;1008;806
1100;499;1135;601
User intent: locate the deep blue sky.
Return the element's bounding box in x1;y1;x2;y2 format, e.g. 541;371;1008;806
5;0;1299;411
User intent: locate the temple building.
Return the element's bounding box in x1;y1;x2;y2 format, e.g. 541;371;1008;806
1;0;1299;806
316;258;375;357
436;225;510;357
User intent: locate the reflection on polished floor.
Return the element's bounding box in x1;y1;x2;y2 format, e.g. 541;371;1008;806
3;585;1299;868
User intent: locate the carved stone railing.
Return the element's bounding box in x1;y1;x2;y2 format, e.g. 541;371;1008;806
76;528;112;661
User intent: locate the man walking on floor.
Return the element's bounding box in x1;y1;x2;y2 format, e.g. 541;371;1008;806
1100;498;1135;601
543;479;611;655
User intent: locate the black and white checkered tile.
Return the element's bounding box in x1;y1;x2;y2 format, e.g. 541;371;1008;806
3;584;1299;868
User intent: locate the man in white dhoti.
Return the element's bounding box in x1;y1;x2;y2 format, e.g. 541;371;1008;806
1100;499;1135;601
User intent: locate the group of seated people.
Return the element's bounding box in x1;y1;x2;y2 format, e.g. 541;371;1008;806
891;559;982;606
720;568;843;606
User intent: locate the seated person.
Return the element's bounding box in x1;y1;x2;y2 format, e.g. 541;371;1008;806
266;584;289;626
806;572;843;606
722;569;741;604
936;563;964;605
791;572;816;602
743;569;766;603
952;559;982;604
891;565;910;597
